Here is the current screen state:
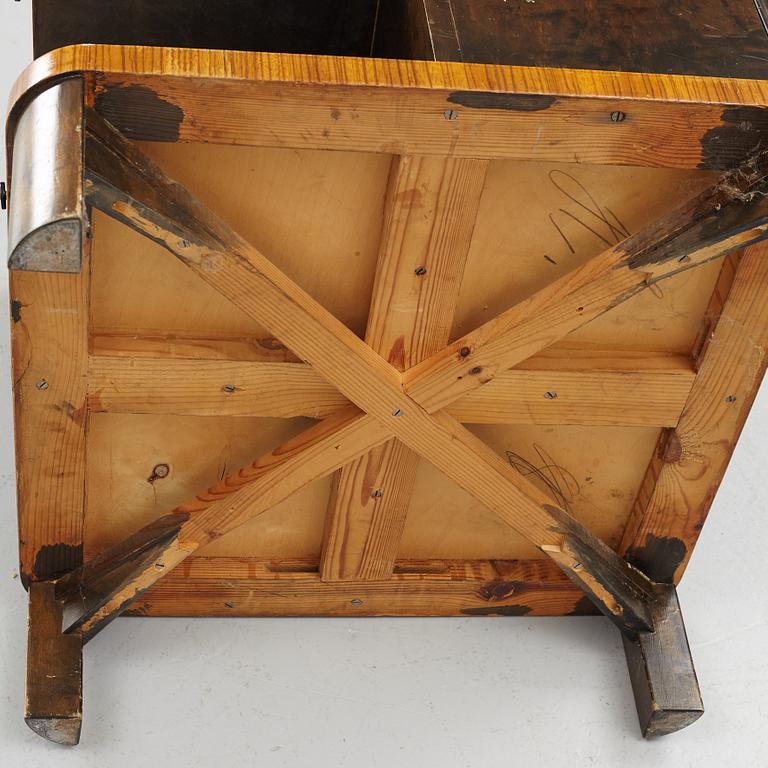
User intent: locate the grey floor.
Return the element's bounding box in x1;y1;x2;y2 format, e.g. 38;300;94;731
0;4;766;765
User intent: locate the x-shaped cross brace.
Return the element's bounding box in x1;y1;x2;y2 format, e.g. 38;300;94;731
48;108;767;648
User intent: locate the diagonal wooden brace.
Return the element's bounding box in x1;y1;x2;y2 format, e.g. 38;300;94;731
82;110;665;635
81;110;768;641
56;407;386;642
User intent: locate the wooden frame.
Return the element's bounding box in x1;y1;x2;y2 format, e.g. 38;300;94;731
7;45;768;744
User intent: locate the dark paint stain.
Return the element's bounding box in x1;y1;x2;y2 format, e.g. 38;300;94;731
626;534;687;585
11;300;22;323
476;579;517;602
663;432;683;464
568;595;600;616
447;91;556;112
32;543;83;582
95;84;184;142
462;604;533;617
544;503;655;632
700;107;768;171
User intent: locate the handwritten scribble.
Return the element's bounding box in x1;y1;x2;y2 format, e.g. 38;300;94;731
506;443;581;513
546;169;631;256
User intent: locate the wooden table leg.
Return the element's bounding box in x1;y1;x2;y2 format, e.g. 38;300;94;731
25;583;83;746
623;588;703;737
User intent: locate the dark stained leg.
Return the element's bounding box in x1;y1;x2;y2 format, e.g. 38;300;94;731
623;588;704;737
25;583;83;746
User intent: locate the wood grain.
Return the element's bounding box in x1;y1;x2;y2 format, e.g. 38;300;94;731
11;266;90;583
88;350;695;428
9;45;768;171
321;155;487;581
127;556;592;617
620;245;768;583
84;114;659;632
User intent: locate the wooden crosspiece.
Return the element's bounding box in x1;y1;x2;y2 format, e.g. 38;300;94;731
70;108;768;640
9;48;768;744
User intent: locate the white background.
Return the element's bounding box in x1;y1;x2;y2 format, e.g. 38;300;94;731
0;3;766;765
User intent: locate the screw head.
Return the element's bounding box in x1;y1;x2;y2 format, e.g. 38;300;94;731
371;489;382;498
725;394;737;403
610;111;626;122
351;598;363;606
35;379;49;391
414;266;427;276
223;383;236;393
443;109;459;121
544;391;558;400
392;408;403;417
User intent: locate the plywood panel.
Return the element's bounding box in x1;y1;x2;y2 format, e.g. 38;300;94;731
455;161;722;352
91;143;391;338
399;424;662;560
85;414;329;559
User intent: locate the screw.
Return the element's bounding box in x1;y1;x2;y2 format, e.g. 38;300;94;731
444;109;459;121
154;562;165;570
351;599;363;606
414;266;427;276
148;463;170;483
224;602;235;609
544;391;558;400
678;254;691;264
179;239;190;248
223;383;236;393
371;489;382;498
392;408;403;417
610;111;626;122
459;346;471;358
35;379;49;391
725;394;737;403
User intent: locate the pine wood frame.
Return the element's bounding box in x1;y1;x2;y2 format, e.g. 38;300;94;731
7;45;768;745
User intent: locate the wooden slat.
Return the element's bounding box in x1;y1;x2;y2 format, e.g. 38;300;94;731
11;267;89;583
403;161;768;413
70;406;390;639
126;556;593;617
321;155;487;581
620;246;768;583
88;356;347;418
87;351;695;427
25;583;83;746
84;114;660;634
12;47;768;172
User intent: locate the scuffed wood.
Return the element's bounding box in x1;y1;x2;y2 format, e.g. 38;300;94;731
25;583;82;746
8;78;85;273
621;245;768;583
